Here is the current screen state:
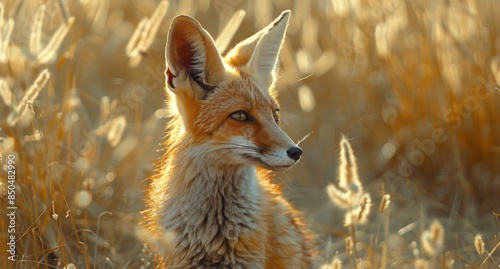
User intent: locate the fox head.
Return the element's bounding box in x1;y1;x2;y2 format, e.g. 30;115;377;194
165;11;302;171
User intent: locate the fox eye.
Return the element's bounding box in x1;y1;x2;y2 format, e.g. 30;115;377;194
273;109;280;124
230;111;251;122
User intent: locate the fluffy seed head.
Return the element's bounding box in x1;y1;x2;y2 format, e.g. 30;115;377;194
421;220;444;257
357;193;372;223
7;69;50;126
0;78;12;106
326;183;353;209
338;136;362;194
474;234;485;255
379;193;391;213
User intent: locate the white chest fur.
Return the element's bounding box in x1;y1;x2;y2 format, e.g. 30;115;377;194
159;160;266;268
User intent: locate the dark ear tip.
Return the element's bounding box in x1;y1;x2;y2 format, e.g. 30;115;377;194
272;10;291;27
279;10;291;19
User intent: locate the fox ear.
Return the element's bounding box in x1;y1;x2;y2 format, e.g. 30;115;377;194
224;28;266;68
227;11;290;89
166;15;226;97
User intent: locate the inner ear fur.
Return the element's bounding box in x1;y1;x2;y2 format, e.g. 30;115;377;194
224;11;291;89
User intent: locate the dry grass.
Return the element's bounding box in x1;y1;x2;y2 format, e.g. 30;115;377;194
0;0;499;268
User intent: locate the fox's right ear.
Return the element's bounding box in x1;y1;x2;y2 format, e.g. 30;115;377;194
166;15;226;98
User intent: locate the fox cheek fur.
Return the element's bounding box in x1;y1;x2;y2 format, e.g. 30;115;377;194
143;10;317;268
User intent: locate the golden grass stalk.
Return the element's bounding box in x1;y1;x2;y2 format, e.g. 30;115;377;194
126;17;149;67
380;241;387;269
7;69;50;126
421;220;444;257
36;17;75;64
125;18;149;57
126;0;169;67
0;18;13;63
0;77;12;106
96;116;114;134
30;5;46;55
0;2;3;27
96;115;127;147
474;234;485;255
57;0;71;25
141;0;169;49
490;56;500;84
99;96;111;122
345;236;354;256
215;10;246;53
107;116;126;147
338;136;362;194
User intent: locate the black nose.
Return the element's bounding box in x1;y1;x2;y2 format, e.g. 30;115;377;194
286;147;303;161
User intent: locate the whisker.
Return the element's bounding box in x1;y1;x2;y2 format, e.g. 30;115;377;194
297;130;314;145
296;73;313;83
213;142;260;152
276;170;292;190
208;146;258;155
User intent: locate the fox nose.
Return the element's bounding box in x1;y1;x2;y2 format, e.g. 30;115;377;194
286;147;303;161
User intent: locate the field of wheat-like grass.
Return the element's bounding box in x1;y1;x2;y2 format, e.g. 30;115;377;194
0;0;499;268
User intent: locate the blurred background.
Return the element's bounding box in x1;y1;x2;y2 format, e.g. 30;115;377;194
0;0;499;268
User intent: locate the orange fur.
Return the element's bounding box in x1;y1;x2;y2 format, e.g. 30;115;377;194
142;11;317;268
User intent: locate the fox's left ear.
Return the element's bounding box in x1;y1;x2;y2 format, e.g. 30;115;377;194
226;11;290;89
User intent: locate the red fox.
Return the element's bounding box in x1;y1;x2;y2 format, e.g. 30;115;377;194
143;10;317;268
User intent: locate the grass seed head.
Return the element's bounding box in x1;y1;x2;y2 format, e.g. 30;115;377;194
30;5;46;55
338;136;362;194
7;69;50;126
379;193;391;213
421;220;444;257
0;78;12;106
356;193;372;224
474;234;485;255
326;183;353;209
345;236;354;255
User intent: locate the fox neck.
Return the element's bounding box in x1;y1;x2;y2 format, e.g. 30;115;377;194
160;139;264;254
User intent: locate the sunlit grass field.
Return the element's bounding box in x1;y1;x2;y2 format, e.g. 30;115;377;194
0;0;499;268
